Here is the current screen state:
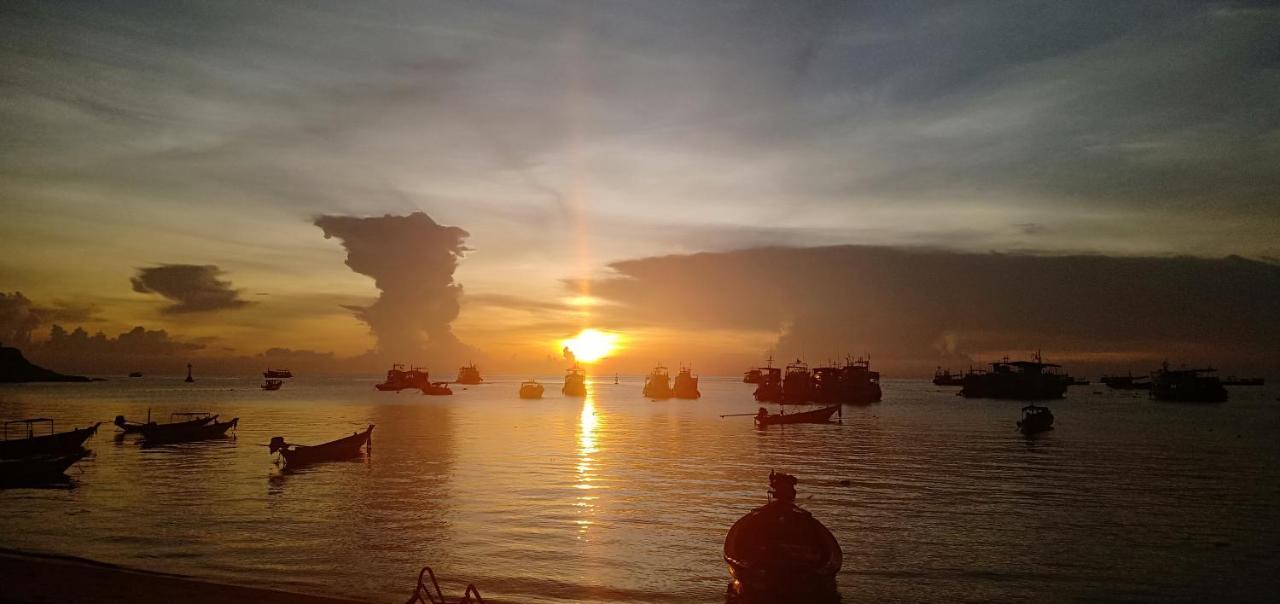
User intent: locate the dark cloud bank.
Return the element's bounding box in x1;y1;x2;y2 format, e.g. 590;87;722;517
588;247;1280;376
131;264;250;314
315;212;472;365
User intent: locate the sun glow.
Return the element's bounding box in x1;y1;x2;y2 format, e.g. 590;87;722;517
562;328;618;363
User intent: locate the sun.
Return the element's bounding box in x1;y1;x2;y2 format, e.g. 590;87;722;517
562;329;618;364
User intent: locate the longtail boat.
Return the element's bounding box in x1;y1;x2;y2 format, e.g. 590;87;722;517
724;471;841;602
0;448;91;486
269;425;373;467
753;405;840;427
141;417;238;446
114;412;216;435
0;419;100;459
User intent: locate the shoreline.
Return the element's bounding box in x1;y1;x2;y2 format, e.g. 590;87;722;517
0;548;371;604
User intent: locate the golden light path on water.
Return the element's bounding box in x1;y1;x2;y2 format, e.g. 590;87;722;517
575;389;599;539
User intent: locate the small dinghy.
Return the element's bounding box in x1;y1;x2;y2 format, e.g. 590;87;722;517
518;380;545;399
141;417;238;446
269;425;373;467
724;471;841;602
114;412;215;435
1017;404;1055;434
1;419;100;459
753;405;840;427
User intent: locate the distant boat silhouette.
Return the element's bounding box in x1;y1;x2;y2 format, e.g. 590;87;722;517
263;368;292;379
455;362;482;385
128;371;143;378
1017;404;1055;434
261;379;283;391
562;366;586;396
184;363;194;383
643;365;674;399
1150;362;1228;402
518;380;544;399
960;352;1068;400
673;365;701;399
375;364;431;392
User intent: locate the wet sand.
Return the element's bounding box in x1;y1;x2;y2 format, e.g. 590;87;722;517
0;548;370;604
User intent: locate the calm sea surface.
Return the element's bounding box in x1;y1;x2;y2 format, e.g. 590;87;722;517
1;376;1278;602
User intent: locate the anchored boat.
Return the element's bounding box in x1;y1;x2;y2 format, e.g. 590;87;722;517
269;425;373;467
0;448;91;486
933;367;965;386
1;419;100;459
376;364;433;392
673;365;701;399
643;365;675;399
261;379;283;391
724;471;841;602
141;417;238;446
1017;405;1055;434
263;368;293;379
960;353;1069;400
753;405;841;427
518;380;545;399
1151;362;1228;402
455;362;483;385
114;412;215;435
563;366;587;397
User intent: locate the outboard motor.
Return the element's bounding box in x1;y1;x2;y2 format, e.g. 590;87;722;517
268;436;286;454
113;415;128;429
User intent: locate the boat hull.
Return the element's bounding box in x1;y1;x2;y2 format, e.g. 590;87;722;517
724;500;841;602
518;385;544;399
141;418;238;446
0;424;100;459
277;426;373;467
755;405;840;427
0;448;90;486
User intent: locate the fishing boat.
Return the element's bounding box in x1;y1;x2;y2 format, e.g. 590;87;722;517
184;363;194;383
140;417;238;446
1017;405;1055;434
563;366;587;396
960;353;1069;400
643;366;675;399
421;382;453;396
518;380;545;399
455;362;483;385
127;371;143;378
263;368;293;379
673;365;701;399
839;356;882;404
114;412;216;435
1150;363;1228;402
932;367;965;386
753;405;840;427
743;355;774;384
375;364;432;392
780;360;816;403
269;425;373;467
724;471;841;602
261;379;283;391
0;448;91;486
0;419;101;460
1100;372;1151;390
752;366;783;403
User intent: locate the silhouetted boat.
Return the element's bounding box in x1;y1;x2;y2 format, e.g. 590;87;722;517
838;356;881;404
127;371;143;378
643;366;674;399
780;360;816;403
375;364;432;392
753;405;840;427
932;367;965;386
673;365;701;399
743;355;774;384
263;368;293;379
960;353;1068;400
1;419;100;459
563;366;587;396
141;417;238;446
184;363;194;383
0;448;90;486
420;382;453;396
1017;404;1055;434
518;380;545;399
269;425;373;467
1151;362;1228;402
1223;376;1265;386
752;366;783;403
455;362;483;385
1100;372;1151;390
114;412;215;435
724;471;841;602
261;379;283;391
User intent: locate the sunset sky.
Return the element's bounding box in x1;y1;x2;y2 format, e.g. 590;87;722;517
2;2;1277;376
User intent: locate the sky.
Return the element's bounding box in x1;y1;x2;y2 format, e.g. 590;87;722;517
1;1;1277;377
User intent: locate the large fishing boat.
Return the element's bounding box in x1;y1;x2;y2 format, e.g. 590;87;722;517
1150;362;1228;402
752;366;784;403
839;356;882;404
518;380;545;399
375;364;432;392
742;355;774;384
643;366;675;399
780;360;816;404
724;472;841;602
263;368;293;379
563;366;587;397
673;365;701;399
959;353;1069;400
455;362;483;385
1100;372;1152;390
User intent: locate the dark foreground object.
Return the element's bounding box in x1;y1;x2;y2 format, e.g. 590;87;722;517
1;419;100;459
0;548;369;604
1017;405;1055;434
724;471;841;603
0;448;89;487
270;425;374;467
405;565;485;603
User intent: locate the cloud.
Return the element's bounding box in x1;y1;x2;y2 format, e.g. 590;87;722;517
587;246;1280;375
0;292;42;345
130;264;251;314
315;212;471;363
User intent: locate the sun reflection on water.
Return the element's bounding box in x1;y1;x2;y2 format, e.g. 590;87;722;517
575;391;599;538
